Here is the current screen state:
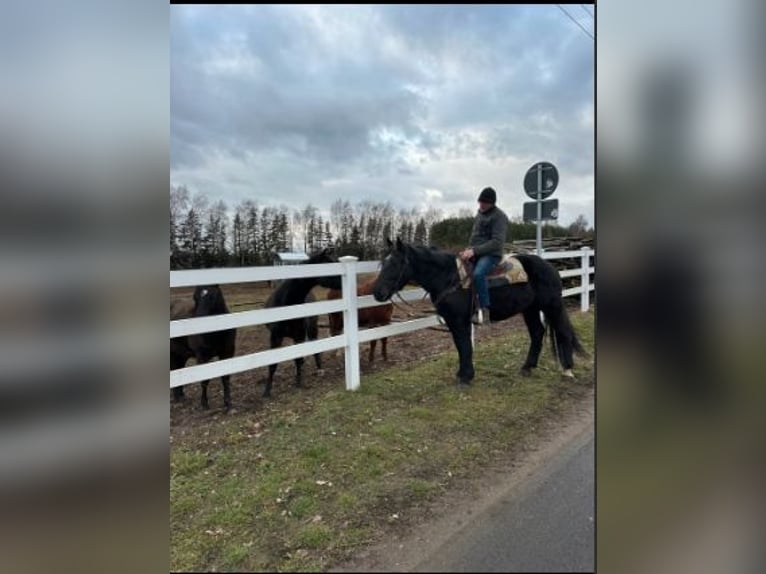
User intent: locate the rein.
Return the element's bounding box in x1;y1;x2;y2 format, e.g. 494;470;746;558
379;248;466;332
388;251;466;314
392;291;422;317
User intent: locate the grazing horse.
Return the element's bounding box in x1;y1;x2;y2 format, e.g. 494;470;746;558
262;249;341;398
326;276;394;362
170;284;237;409
372;238;587;385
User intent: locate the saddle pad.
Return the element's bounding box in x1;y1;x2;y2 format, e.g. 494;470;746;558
455;254;528;289
493;255;529;285
456;258;472;289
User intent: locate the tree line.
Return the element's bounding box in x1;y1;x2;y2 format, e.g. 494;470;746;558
170;185;593;269
170;186;443;269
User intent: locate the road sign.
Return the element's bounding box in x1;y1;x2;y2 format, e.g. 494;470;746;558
523;199;559;222
523;162;559;199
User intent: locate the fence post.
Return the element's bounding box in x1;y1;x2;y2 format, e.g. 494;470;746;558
580;247;591;312
339;256;361;390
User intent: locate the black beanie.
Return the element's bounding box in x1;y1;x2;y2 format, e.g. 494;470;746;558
477;187;497;204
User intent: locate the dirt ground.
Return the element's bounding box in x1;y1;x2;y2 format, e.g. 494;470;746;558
170;281;538;429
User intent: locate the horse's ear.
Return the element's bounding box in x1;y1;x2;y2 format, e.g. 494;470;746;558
395;237;405;252
386;238;394;249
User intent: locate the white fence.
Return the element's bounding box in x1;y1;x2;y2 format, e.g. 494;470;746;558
170;248;594;393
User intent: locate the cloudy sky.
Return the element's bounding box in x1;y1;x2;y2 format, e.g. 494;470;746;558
171;4;594;227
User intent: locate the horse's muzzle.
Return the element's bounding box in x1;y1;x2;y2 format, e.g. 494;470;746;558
372;287;389;302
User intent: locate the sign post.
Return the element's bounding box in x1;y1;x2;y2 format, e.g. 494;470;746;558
522;199;558;222
536;165;542;256
523;161;559;256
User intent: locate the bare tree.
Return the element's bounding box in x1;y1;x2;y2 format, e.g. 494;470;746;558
568;214;589;238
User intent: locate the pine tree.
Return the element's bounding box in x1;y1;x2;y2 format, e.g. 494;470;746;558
180;208;203;267
232;212;245;265
170;185;190;268
259;207;272;263
414;217;427;245
323;221;333;249
243;201;259;265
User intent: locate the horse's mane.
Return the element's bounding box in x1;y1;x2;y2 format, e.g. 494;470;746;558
406;243;455;268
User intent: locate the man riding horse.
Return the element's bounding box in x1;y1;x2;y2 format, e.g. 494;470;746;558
459;186;509;325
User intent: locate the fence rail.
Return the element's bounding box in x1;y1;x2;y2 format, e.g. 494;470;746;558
170;248;594;392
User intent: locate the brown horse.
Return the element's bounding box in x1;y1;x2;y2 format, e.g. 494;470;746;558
327;276;394;362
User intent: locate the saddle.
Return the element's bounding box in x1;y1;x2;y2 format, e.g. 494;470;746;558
456;254;529;289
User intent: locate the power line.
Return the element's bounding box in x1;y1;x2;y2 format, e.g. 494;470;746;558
580;4;595;20
557;4;594;40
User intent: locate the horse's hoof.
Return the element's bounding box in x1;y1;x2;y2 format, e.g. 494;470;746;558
316;368;325;377
201;402;210;410
520;367;533;377
561;372;576;381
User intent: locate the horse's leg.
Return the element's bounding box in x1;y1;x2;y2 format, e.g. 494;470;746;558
221;374;231;411
308;318;323;373
382;337;388;361
265;363;277;397
293;356;305;387
545;304;577;378
200;380;210;410
171;353;187;402
368;339;376;363
454;327;475;384
521;307;546;376
444;315;474;384
222;339;235;411
265;333;283;398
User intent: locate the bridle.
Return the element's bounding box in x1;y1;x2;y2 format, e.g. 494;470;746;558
383;252;462;313
378;252;409;299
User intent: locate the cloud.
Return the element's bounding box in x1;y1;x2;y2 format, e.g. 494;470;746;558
170;5;594;225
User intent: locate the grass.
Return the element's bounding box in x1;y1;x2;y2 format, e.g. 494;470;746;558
170;310;594;572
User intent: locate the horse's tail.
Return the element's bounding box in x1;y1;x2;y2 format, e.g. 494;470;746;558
543;304;589;369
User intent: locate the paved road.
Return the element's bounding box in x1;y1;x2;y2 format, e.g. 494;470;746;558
413;428;594;573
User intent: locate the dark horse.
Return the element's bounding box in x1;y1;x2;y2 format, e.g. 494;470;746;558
262;248;341;398
372;238;587;385
171;284;237;409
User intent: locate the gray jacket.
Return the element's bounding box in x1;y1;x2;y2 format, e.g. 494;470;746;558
469;205;509;258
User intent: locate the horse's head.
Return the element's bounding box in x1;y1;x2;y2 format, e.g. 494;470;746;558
373;238;413;302
193;284;227;317
306;247;337;265
307;247;342;290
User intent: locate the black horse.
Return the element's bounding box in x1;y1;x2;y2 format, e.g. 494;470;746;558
372;238;587;385
171;284;236;409
262;248;341;398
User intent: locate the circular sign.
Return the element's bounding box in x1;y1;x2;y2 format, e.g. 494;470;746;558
523;162;559;199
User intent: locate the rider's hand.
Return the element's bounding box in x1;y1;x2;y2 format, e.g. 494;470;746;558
460;248;474;261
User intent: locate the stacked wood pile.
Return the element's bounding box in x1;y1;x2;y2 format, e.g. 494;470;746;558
508;236;594;253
